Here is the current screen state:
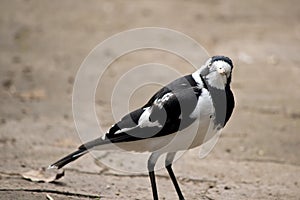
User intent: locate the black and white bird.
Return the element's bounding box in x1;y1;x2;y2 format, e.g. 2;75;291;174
50;55;235;200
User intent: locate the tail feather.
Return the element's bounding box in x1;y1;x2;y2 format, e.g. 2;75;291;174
49;137;109;169
49;148;88;169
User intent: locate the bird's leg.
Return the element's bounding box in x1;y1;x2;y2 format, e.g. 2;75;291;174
148;152;161;200
165;152;185;200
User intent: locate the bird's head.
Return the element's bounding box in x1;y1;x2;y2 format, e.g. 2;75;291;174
198;55;234;90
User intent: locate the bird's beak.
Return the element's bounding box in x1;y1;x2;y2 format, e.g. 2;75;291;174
217;68;226;76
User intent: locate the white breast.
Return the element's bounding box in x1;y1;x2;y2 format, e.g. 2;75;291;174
190;88;214;119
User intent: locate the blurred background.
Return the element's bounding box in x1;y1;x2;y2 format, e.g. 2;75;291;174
1;0;300;199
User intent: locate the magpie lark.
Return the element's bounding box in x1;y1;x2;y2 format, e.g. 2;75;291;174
50;55;235;200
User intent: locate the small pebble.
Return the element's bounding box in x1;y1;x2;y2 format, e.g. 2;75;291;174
22;66;32;73
12;56;21;63
257;149;264;156
68;76;74;84
267;55;279;65
224;186;231;190
239;146;246;152
225;148;231;153
2;79;13;89
0;118;6;124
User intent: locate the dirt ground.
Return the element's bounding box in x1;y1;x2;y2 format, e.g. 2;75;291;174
1;0;300;199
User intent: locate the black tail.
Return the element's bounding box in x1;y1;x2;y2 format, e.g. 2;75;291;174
49;137;108;169
49;148;88;169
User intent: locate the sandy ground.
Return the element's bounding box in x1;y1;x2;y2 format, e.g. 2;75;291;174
1;0;300;199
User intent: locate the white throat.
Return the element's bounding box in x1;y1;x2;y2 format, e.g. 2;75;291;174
205;71;226;90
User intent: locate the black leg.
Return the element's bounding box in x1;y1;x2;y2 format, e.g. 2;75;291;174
148;153;161;200
149;171;158;200
165;152;185;200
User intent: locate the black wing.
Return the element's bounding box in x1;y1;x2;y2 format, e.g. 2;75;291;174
80;74;204;150
105;86;203;143
144;74;198;107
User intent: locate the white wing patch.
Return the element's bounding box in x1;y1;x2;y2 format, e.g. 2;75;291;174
138;107;162;128
114;126;137;134
138;93;173;128
108;93;173;136
154;92;173;109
